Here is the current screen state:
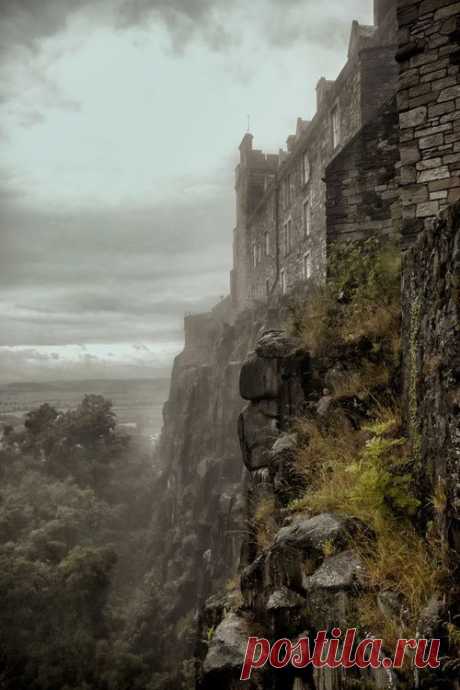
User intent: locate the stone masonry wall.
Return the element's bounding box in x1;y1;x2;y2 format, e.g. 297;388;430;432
402;202;460;558
397;0;460;246
326;96;401;243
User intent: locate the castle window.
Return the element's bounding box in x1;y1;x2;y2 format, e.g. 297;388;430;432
265;231;270;256
303;251;312;280
289;173;295;201
303;153;310;185
332;104;341;149
252;242;257;268
303;198;311;237
282;180;289;208
258;243;262;263
281;268;287;295
284;220;293;256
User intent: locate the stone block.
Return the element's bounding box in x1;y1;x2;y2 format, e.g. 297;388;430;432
416;156;442;169
435;2;460;20
402;165;417;184
416;200;440;216
438;84;460;101
448;186;460;201
419;132;445;148
402;183;429;204
418;164;450;181
400;105;428;129
444;152;460;164
429;99;455;117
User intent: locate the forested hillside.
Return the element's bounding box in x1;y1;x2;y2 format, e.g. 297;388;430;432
0;395;166;690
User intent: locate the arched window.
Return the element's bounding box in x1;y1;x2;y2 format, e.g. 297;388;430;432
332;103;341;149
303;251;312;280
303;152;310;185
303;198;311;237
265;231;270;256
281;268;287;295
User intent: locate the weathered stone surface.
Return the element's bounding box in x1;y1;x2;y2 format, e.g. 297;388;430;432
238;401;279;470
401;145;422;164
203;613;253;674
273;513;364;555
271;433;298;455
398;0;460;241
266;586;306;611
254;330;304;359
239;352;280;401
400;105;428;128
303;550;365;591
402;202;460;569
301;551;365;630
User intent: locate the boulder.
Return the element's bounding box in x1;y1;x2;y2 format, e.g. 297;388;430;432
238;401;279;470
274;513;362;556
203;613;253;674
303;550;364;591
239;353;280;401
267;586;305;611
271;433;298;455
265;514;368;595
255;330;304;359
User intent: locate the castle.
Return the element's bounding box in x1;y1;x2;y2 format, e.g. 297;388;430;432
228;0;460;313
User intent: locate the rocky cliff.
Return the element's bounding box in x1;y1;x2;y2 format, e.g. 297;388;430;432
143;304;280;683
146;220;460;690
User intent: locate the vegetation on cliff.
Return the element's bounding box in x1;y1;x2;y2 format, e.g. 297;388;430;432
283;240;456;675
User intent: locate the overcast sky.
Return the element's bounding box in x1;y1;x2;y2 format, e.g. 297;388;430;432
0;0;373;382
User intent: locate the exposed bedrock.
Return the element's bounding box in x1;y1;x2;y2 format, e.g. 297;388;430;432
238;330;310;472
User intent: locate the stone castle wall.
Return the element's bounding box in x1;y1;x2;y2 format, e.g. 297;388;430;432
402;202;460;557
326;96;400;243
397;0;460;246
230;0;399;313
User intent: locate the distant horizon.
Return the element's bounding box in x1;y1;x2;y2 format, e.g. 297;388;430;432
0;376;171;388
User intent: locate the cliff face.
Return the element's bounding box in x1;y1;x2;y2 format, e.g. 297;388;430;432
194;211;460;690
147;306;271;674
146;232;460;690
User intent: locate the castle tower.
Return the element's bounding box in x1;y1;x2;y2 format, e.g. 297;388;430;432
231;134;278;310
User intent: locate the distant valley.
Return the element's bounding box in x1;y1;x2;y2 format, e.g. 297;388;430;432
0;378;170;449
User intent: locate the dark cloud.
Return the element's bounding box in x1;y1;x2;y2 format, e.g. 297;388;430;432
0;0;363;57
0;168;233;347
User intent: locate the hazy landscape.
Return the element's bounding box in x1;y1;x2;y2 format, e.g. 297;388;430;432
0;378;170;447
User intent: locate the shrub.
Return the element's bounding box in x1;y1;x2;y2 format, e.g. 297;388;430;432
288;238;401;358
253;495;278;551
290;408;444;642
